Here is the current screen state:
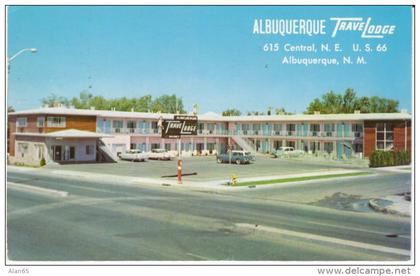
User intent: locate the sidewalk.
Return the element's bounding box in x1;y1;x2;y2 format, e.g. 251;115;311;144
372;165;411;173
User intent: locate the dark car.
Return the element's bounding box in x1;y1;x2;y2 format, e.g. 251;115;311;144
216;150;255;164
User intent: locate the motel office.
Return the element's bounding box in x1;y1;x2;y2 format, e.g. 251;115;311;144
7;107;411;165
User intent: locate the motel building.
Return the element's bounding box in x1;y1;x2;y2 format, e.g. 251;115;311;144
7;106;411;166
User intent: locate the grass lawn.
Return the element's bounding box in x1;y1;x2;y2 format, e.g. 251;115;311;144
231;172;373;187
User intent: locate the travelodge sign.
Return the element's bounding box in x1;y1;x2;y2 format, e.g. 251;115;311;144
161;115;198;138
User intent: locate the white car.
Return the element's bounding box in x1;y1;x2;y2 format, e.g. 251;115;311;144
148;148;172;161
273;147;305;158
120;149;148;162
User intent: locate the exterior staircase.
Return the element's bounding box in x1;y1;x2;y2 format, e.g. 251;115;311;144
97;139;118;162
231;135;257;155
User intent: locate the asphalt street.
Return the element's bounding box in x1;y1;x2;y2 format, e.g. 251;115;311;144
7;170;411;262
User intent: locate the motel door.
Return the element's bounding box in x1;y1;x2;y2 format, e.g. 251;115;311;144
51;145;62;161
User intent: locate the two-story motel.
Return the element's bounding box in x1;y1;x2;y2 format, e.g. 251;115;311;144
7;106;411;166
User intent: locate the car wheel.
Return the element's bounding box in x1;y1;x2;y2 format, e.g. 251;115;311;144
217;158;222;164
235;159;241;165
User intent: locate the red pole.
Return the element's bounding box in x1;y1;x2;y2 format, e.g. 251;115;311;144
178;159;182;184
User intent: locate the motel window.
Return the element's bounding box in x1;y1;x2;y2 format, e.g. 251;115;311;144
151;122;159;133
310;124;320;132
47;117;66;128
16;117;27;127
376;123;394;151
323;124;335;136
127;120;136;129
273;124;282;132
112;120;123;133
165;143;171;151
37;117;45;127
352;124;363;133
151;143;160;150
127;121;136;133
310;124;320;136
324;142;334;154
207;123;215;134
86;145;94;155
286;124;295;135
352;124;363;138
286;124;295;131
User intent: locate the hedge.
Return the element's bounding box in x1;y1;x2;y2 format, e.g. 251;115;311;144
369;150;410;167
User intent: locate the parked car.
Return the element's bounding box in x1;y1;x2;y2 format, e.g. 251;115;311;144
148;148;172;161
216;150;255;164
119;149;148;162
272;147;304;158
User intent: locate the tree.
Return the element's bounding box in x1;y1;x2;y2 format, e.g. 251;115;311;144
44;93;182;113
305;89;399;114
321;91;343;114
246;111;265;115
41;93;70;107
132;95;152;112
88;95;111;110
342;88;357;113
275;107;293;115
150;94;185;113
354;96;370;113
305;98;322;114
222;109;241;116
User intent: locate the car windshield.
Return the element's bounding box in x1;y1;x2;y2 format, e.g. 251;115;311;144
152;149;165;153
245;152;251;156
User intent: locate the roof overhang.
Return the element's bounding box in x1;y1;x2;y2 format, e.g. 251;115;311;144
14;129;113;139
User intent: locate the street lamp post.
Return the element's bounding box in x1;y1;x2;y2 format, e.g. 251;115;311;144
7;48;38;73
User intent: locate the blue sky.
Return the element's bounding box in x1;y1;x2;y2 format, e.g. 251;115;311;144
7;6;413;113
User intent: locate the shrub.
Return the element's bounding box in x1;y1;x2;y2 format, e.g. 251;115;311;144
369;150;411;167
40;157;46;167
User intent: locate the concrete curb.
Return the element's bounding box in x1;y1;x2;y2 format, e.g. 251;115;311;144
7;165;374;191
368;199;410;217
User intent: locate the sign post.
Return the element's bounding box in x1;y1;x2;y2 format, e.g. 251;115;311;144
162;115;198;184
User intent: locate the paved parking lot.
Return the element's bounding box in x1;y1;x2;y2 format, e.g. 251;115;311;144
50;156;369;182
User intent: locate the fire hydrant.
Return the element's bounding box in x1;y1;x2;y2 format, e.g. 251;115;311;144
230;174;238;186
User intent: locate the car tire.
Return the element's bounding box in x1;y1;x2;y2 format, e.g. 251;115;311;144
217;158;222;164
235;159;241;165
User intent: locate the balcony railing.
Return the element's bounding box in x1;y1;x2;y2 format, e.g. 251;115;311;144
97;127;362;139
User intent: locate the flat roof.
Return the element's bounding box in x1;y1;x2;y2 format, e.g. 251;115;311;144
9;107;411;122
